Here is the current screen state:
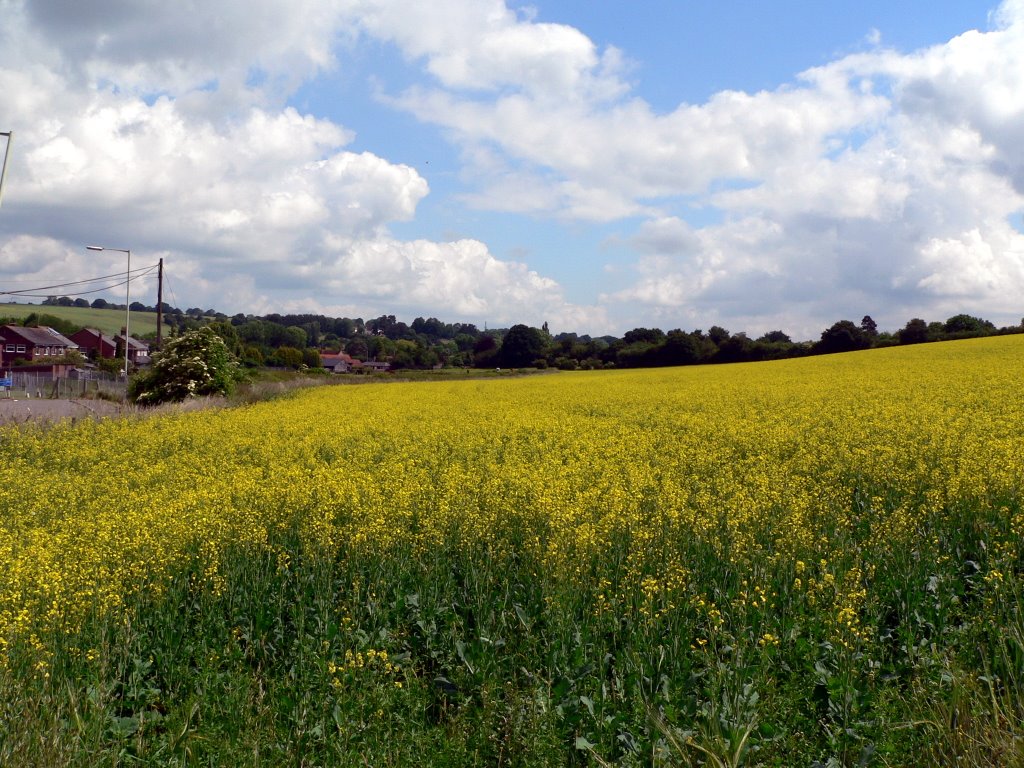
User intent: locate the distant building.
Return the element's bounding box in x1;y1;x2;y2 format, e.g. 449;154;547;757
320;352;359;373
0;325;78;366
319;351;391;373
70;328;118;360
119;335;151;365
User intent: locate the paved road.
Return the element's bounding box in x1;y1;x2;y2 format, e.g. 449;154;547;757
0;397;124;426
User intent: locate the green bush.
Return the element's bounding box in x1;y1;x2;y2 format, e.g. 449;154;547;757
130;327;242;405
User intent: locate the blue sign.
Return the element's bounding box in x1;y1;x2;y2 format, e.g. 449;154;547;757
0;379;11;387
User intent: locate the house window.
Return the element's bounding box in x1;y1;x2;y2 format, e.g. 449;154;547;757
16;345;25;353
4;345;12;353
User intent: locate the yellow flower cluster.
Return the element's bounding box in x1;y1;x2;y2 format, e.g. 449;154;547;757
0;335;1021;657
327;649;402;690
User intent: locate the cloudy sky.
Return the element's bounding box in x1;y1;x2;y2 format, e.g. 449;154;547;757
1;0;1022;338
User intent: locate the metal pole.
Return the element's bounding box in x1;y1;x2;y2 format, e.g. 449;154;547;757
0;131;12;209
85;245;131;380
124;248;131;377
156;257;163;349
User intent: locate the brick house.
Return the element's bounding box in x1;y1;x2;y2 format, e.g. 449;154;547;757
0;325;78;366
120;335;151;365
70;328;118;360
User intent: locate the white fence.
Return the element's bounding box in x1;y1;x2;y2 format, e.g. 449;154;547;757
1;370;127;400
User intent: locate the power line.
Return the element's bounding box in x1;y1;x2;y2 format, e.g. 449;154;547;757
163;271;180;310
0;263;160;299
5;265;154;292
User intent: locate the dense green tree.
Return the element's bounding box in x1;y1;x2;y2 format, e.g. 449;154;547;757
297;322;320;348
860;315;879;339
944;314;995;337
281;326;308;349
817;320;870;354
714;332;753;363
898;318;929;345
616;342;658;368
367;315;413;339
756;330;792;344
207;321;241;354
454;333;477;353
320;336;342;354
240;344;264;367
659;331;701;366
412;316;449;339
236;320;269;345
270;346;304;369
472;334;500;368
707;326;731;346
623;327;665;345
499;324;548;367
302;348;323;368
332;318;358;338
95;356;124;376
366;335;395;360
391;339;436;369
345;338;369;361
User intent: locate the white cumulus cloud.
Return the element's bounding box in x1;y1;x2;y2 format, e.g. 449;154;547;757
0;0;601;330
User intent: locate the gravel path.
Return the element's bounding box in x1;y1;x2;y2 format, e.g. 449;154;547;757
0;397;125;426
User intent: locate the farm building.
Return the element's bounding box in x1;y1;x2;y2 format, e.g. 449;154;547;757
319;352;391;373
320;352;359;372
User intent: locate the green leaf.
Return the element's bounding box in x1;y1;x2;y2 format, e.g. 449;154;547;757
574;735;595;751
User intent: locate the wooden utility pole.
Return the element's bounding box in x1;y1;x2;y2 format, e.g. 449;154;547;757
156;258;164;349
0;131;12;209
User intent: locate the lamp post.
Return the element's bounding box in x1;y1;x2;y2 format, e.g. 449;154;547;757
0;131;12;209
86;245;131;377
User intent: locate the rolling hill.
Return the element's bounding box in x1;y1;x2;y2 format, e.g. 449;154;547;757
0;303;160;337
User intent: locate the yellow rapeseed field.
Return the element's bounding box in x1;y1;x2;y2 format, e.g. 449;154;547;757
1;335;1022;667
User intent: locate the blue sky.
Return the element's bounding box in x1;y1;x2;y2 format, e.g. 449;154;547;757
1;1;1022;339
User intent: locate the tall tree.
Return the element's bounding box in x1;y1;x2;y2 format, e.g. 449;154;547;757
499;324;548;367
817;320;869;354
898;318;929;345
860;315;879;339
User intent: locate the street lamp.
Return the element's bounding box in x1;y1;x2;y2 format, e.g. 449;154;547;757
0;131;12;209
86;245;131;377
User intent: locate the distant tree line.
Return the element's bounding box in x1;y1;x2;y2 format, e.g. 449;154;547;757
188;310;1024;372
555;313;1011;371
26;297;1024;372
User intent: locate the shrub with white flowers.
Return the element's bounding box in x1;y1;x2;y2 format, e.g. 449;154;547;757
130;326;242;405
